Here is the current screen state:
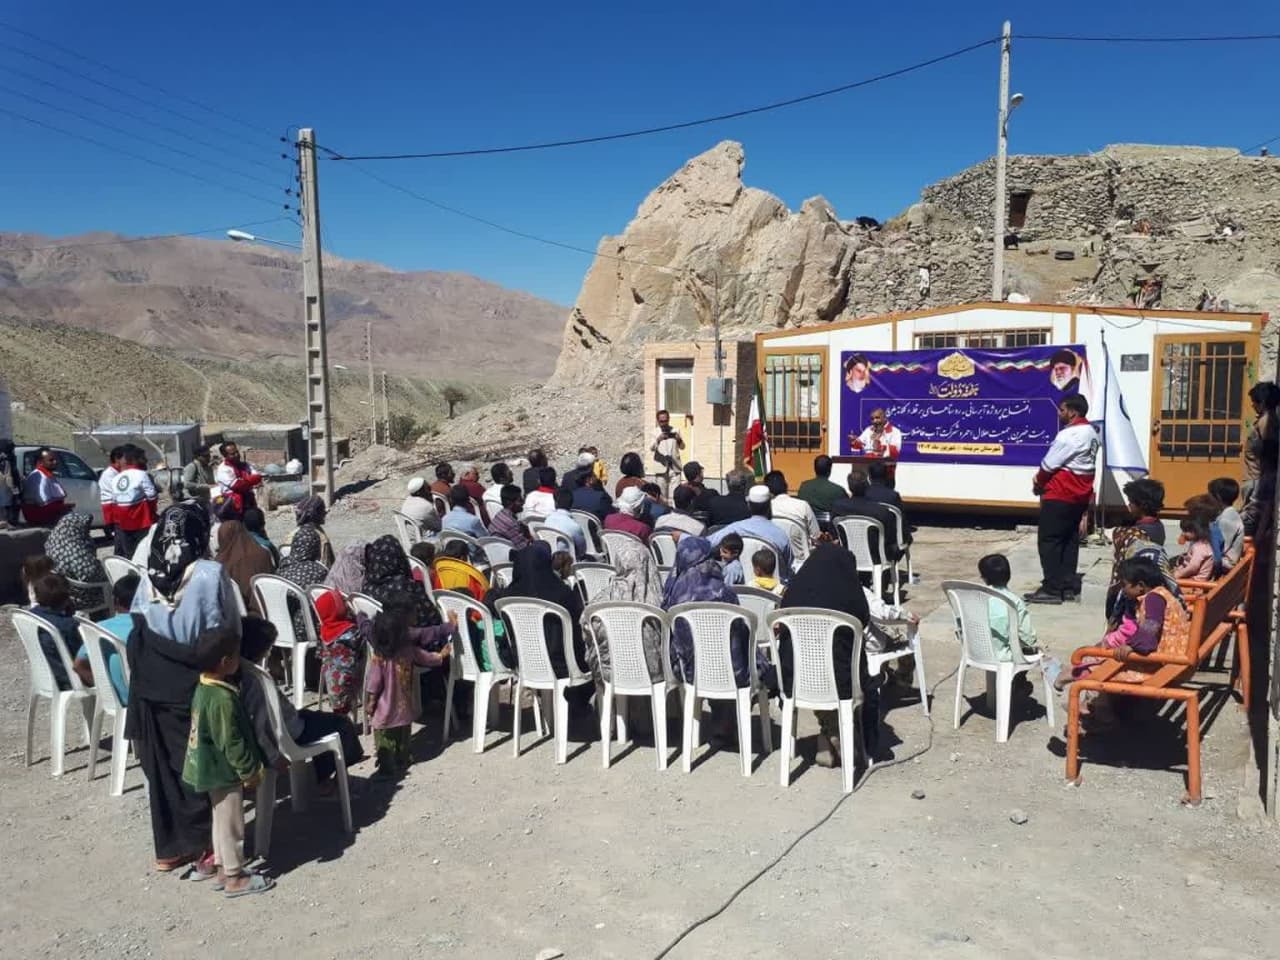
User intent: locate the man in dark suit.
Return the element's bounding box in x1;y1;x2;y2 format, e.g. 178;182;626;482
864;459;912;547
831;469;903;562
706;468;753;529
679;461;718;517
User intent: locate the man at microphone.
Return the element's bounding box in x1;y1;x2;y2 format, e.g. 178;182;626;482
851;408;903;487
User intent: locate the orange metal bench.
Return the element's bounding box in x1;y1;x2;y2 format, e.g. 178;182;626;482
1064;545;1254;805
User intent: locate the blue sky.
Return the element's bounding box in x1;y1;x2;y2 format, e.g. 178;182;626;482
1;2;1276;305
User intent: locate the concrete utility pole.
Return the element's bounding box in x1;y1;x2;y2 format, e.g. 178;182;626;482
364;322;377;444
991;20;1012;301
298;128;334;504
380;370;389;446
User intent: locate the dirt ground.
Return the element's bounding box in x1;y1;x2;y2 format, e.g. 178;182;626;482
2;508;1278;959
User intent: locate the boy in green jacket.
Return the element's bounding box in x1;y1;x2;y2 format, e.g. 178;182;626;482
183;626;273;898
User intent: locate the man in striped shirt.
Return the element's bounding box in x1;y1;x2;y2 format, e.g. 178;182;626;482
487;484;531;548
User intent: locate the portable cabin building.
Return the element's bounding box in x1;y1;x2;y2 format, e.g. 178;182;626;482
752;302;1268;512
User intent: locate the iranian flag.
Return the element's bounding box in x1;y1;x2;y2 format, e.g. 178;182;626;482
743;383;770;478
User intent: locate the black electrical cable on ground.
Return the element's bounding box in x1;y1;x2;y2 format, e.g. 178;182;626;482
650;666;958;959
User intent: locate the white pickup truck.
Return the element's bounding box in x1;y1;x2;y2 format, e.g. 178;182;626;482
14;445;106;528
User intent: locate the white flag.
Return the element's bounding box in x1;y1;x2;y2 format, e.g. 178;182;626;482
1091;350;1148;475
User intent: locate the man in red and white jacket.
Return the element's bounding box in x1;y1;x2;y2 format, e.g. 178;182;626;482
1025;394;1099;604
111;445;158;557
98;445;126;539
20;447;73;526
213;441;262;517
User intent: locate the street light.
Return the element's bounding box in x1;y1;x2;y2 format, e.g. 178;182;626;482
226;229;299;249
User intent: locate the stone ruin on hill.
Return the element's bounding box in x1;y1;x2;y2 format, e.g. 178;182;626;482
418;139;1280;465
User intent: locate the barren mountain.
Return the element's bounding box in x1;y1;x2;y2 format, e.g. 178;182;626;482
0;231;568;379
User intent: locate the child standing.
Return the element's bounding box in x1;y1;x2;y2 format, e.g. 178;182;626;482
182;626;272;897
977;554;1040;661
749;549;783;595
1173;516;1214;581
361;595;458;779
718;533;744;586
1208;477;1245;569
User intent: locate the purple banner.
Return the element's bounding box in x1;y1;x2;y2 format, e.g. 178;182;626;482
839;345;1088;466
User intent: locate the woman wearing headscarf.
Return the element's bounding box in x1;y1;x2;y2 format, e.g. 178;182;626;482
364;535;441;632
125;559;240;872
486;542;585;677
325;542;367;595
216;519;273;612
45;511;108;612
586;534;665;682
241;507;280;569
278;524;330;641
285;495;335;566
662;536;750;683
614;452;647;499
779;544;878;766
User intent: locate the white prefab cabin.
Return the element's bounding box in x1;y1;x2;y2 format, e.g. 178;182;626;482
753;302;1268;512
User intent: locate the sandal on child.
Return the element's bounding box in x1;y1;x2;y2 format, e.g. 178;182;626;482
224;873;274;898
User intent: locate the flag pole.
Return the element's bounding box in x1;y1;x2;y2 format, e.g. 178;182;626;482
1093;327;1110;542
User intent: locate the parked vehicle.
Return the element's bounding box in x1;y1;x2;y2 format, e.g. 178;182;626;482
14;445;105;528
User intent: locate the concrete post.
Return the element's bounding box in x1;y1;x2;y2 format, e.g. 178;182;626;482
992;21;1012;302
298;128;334;504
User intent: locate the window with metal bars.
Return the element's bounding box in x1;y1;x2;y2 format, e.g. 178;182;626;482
914;328;1051;349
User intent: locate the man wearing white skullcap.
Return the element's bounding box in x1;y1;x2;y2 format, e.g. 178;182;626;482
400;476;441;538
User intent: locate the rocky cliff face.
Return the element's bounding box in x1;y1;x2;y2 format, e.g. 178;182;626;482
418;140;1280;470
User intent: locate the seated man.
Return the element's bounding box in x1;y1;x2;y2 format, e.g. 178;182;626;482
441;484;489;539
796;455;845;516
571;471;615;522
604;485;653;543
544;488;589;558
488;484;532;548
864;460;912;546
707;485;794;580
523;466;558;518
559;450;596;492
831;469;903;563
430;462;455;499
653;484;706;539
679;461;717;517
400;477;442;538
707;468;753;529
763;469;819;569
484;462;514;519
458;465;490;525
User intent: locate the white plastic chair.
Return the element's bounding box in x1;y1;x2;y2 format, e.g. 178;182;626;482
529;523;574;556
477;537;514;567
572;562;616;604
941;579;1054;743
766;607;866;793
13;609;95;777
405;555;435;598
667;602;771;777
67;577;112;620
601;528;645;565
489;562;513;588
649;531;678;571
430;492;450;517
571;510;605;556
835;516;902;604
866;618;930;716
393;511;422;552
77;619;132;796
771;515;809;571
438;529;482;555
883;503;914;583
739;536;782;585
231;584;249;618
243;662;353;857
102;555;145;588
584;601;675;770
251;574;318;709
732;585;781;655
495;596;593;764
434;590;517;752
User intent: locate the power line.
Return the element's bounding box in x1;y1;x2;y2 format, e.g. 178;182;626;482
326;36;999;161
0;38;273;154
0;63;284;175
1;216;297;253
1021;32;1280;43
0;83;287;191
0;19;274;139
0;103;290;210
1242;132;1280;153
